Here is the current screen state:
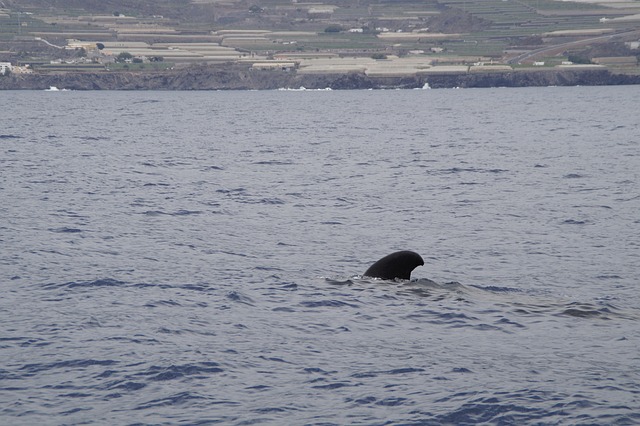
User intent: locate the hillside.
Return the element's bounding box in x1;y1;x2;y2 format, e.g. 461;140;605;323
1;0;639;88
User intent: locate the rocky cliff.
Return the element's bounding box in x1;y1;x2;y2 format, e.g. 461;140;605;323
1;64;639;91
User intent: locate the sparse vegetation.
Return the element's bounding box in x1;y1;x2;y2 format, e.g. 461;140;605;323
116;52;133;63
567;54;592;65
0;0;638;79
324;24;343;33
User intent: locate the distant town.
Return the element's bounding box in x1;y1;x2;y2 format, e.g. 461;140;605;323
1;0;639;89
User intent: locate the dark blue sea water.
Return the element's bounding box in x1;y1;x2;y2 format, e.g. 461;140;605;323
1;86;639;425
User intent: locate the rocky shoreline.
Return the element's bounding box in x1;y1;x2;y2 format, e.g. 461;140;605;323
2;64;639;90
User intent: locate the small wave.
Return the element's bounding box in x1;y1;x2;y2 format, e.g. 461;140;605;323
432;399;541;424
324;278;355;286
443;167;477;174
311;382;352;390
276;282;298;291
144;299;181;308
227;291;255;305
106;381;147;391
217;188;284;205
255;266;284;272
0;134;22;139
258;356;291;364
596;274;622;280
352;367;425;378
470;284;522;293
253;160;294;165
48;227;83;233
557;302;631;319
495;317;526;328
134;391;234;410
219;250;250;258
20;359;118;375
253;407;289;414
437;167;509;175
300;300;359;308
172;209;202;216
511;299;639;321
561;307;604;318
43;279;126;290
75;136;110;141
572;204;612;210
350;278;638;322
217;188;247;195
135;363;224;382
375;397;410;406
141;209;202;216
132;99;162;104
562;219;589;225
260;198;285;205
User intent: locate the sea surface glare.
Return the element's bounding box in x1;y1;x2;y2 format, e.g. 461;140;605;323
1;86;639;425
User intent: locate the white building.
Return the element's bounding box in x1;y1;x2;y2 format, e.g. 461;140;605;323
0;62;12;75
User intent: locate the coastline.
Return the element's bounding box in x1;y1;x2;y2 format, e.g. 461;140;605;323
2;64;639;90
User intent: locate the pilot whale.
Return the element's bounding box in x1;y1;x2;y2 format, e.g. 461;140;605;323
363;251;424;280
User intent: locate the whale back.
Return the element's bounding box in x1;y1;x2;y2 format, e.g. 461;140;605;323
363;251;424;280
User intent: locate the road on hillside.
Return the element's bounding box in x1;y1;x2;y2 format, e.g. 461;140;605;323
507;29;640;64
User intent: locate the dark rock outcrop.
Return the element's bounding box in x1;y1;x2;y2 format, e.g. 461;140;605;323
1;64;639;91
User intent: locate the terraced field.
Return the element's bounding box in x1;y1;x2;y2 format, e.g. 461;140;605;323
1;0;639;76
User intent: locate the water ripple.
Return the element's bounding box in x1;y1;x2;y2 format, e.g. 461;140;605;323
1;88;639;425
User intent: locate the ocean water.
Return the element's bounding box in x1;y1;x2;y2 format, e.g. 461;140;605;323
1;86;639;425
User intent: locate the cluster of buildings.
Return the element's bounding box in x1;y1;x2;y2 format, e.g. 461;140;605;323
0;62;32;75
